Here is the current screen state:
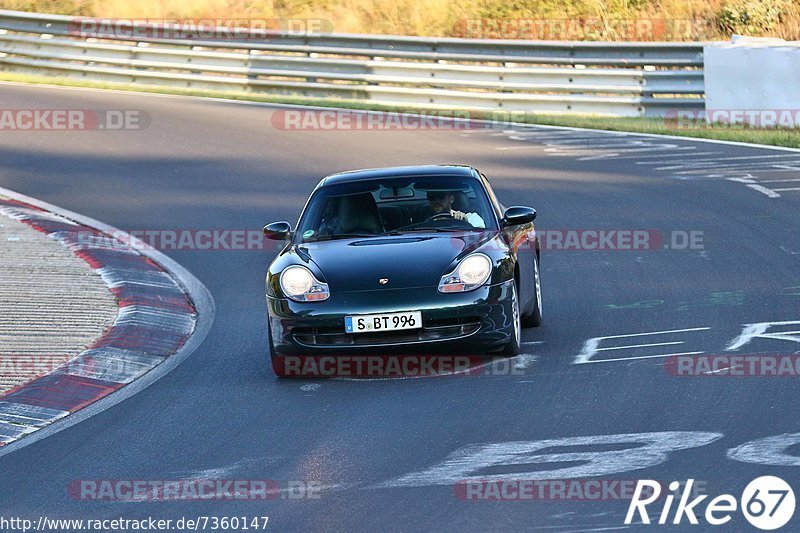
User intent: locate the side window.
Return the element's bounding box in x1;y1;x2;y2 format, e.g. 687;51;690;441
480;173;504;219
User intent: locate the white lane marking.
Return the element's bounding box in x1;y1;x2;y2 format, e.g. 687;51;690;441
727;434;800;466
529;135;621;142
581;352;704;364
634;152;722;164
727;175;761;184
513;523;631;531
677;162;800;174
531;138;623;145
300;384;320;391
656;165;796;177
545;139;646;147
376;432;723;488
483;353;539;374
702;364;740;375
587;327;710;340
655;153;800;170
668;161;800;175
728;167;800;174
744;184;780;198
780;246;800;256
726;320;800;351
654;161;735;171
496;145;543;151
727;176;781;198
498;129;798;194
665;173;727;181
574;327;710;365
596;341;683;352
178;460;253;480
507;132;609;141
271;483;344;496
511;127;793;203
564;526;631;533
579;146;696;161
532;135;636;146
512;353;537;369
546;143;648;152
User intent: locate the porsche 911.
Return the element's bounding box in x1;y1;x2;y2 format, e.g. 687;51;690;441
263;165;541;376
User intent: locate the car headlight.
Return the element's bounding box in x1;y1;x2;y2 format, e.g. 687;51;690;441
438;253;492;293
280;265;330;302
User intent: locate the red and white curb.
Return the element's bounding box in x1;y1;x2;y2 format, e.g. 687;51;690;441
0;188;214;454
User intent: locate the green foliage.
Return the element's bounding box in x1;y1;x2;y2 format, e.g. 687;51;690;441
0;0;93;15
717;0;789;35
2;0;800;39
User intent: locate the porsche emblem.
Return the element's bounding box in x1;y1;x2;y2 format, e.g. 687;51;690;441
379;278;389;285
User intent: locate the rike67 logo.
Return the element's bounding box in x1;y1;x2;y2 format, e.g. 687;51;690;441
626;476;795;530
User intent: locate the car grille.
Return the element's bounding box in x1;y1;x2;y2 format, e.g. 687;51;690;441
292;317;482;347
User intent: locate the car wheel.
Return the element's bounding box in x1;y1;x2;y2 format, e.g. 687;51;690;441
503;281;521;355
522;253;542;327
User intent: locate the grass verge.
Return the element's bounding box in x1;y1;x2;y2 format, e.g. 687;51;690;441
1;71;798;149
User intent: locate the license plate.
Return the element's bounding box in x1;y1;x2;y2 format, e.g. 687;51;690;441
345;311;422;334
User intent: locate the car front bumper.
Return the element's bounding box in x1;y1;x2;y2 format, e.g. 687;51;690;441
267;279;516;355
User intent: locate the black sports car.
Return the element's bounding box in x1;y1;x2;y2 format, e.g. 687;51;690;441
263;165;541;376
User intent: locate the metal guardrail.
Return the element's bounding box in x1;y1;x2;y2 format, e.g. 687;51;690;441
0;9;705;116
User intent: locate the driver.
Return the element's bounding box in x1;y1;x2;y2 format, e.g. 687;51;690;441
426;190;486;228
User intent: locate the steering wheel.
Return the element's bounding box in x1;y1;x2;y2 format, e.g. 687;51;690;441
426;212;453;222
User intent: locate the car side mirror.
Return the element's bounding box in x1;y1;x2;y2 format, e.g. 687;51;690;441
263;221;293;240
502;206;537;227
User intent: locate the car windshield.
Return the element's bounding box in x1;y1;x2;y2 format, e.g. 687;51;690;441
295;175;498;242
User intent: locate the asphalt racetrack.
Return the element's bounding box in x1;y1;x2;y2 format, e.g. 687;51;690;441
1;83;800;531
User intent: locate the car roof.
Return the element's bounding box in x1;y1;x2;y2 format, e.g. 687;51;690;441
318;165;479;187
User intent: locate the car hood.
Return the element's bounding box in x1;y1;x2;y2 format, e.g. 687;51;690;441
295;232;495;292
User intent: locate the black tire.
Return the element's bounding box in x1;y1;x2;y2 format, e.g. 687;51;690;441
522;253;542;328
503;281;521;355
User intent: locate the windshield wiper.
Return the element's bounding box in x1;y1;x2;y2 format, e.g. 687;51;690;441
383;227;480;235
305;233;379;242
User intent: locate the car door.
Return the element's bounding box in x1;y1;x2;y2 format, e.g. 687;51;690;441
480;171;536;309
